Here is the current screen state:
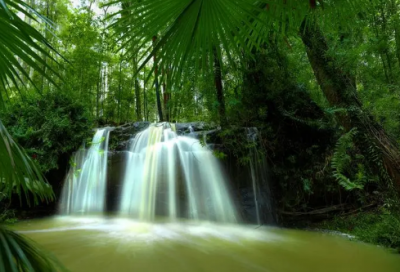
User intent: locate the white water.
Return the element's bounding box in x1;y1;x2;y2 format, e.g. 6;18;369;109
59;128;111;214
245;127;273;225
119;123;238;223
246;127;261;225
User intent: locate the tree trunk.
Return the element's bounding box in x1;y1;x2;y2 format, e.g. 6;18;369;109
118;58;123;123
300;19;400;192
213;48;228;127
153;36;164;122
162;67;171;122
133;57;142;121
41;0;50;92
143;69;148;121
390;0;400;71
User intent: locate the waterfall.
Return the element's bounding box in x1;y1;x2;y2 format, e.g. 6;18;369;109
245;127;274;225
119;123;238;223
59;128;111;215
59;123;240;224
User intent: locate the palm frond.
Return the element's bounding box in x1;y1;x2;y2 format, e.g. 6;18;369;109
109;0;264;84
0;225;65;272
108;0;378;87
0;120;54;205
0;0;61;108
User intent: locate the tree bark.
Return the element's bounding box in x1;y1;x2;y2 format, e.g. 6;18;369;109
162;68;170;122
143;69;148;121
133;57;142;121
300;19;400;192
117;58;123;123
213;48;228;127
389;0;400;71
153;36;164;122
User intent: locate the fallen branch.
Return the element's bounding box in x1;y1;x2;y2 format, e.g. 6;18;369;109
279;203;378;221
279;204;347;216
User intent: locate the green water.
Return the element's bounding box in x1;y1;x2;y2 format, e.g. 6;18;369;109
13;217;400;272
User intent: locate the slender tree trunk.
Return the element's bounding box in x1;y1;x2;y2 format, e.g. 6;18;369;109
118;58;123;123
96;61;102;119
394;25;400;70
162;67;171;122
300;19;400;192
371;11;392;84
213;48;228;127
162;82;169;121
153;36;164;122
132;57;142;121
380;4;394;84
143;69;148;121
134;77;142;121
41;0;50;92
389;0;400;71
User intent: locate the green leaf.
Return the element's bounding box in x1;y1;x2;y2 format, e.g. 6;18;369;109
0;120;54;206
0;0;63;109
108;0;378;88
0;225;65;272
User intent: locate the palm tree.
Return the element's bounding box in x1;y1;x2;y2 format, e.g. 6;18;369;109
109;0;400;192
109;0;374;86
0;0;64;270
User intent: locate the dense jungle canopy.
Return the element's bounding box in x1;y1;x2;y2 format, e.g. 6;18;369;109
2;0;400;270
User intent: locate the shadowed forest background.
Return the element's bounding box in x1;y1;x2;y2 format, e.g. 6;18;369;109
2;1;400;265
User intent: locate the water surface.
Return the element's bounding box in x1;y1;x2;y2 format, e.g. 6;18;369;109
14;217;400;272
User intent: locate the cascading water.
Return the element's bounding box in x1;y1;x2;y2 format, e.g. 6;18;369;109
23;123;400;272
17;124;400;272
245;127;274;225
59;128;111;214
119;123;238;223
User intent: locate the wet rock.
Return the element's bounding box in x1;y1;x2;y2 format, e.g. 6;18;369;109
108;122;150;151
106;151;129;211
175;122;217;136
237;187;274;225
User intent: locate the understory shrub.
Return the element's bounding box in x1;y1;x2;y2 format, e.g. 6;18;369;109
0;91;94;173
320;209;400;252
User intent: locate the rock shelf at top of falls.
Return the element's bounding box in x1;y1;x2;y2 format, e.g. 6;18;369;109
59;122;239;223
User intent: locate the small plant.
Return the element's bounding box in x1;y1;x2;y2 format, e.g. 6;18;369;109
0;209;17;224
213;150;227;159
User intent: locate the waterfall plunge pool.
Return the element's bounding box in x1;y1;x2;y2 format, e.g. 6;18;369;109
13;216;400;272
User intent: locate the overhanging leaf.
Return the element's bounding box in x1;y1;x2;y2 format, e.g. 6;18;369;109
0;0;63;109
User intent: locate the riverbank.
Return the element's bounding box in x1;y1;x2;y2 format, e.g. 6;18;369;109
305;208;400;253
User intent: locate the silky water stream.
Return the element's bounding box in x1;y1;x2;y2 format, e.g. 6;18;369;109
14;124;400;272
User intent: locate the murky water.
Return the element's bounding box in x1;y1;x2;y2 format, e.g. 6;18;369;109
13;217;400;272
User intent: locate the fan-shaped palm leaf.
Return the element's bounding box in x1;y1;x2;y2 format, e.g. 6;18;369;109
0;0;61;107
0;0;57;204
0;1;62;270
0;120;54;205
108;0;378;86
0;225;65;272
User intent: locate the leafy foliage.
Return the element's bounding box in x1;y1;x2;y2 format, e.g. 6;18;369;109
0;209;17;224
0;120;54;205
331;128;365;190
320;209;400;252
0;0;60;106
0;225;64;271
108;0;380;88
1;91;94;173
2;0;400;253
